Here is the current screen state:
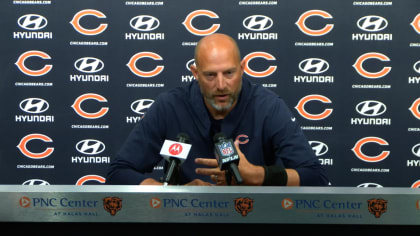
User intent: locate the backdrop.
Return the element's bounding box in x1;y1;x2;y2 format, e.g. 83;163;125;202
1;0;419;187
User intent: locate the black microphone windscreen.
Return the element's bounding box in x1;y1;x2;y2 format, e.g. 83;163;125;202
176;133;190;144
213;132;225;143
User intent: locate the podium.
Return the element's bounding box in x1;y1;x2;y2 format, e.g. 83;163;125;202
1;185;419;225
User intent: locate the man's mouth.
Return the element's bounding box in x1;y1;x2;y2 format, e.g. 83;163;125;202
214;94;229;101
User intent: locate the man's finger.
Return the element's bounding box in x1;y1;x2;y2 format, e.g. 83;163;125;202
195;158;218;167
195;167;219;176
234;140;243;156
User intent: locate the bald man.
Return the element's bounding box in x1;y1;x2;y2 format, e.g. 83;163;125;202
106;33;329;186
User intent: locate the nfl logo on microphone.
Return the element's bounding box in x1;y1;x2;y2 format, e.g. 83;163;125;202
218;142;234;156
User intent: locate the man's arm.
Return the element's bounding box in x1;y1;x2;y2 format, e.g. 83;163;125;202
194;140;300;186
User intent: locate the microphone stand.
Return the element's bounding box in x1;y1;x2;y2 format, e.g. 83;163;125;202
163;158;180;186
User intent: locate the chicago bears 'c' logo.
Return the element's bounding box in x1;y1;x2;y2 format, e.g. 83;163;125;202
15;50;52;76
71;93;109;119
70;9;108;35
76;175;106;185
243;52;277;78
367;198;387;218
410;13;420;34
411;180;420;188
234;197;254;217
103;197;122;216
295;94;333;120
182;10;220;36
353;52;391;79
409;98;420;120
296;10;334;36
127;52;164;77
17;134;54;159
351;137;390;162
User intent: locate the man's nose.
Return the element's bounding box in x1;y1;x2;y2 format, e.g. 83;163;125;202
215;73;226;90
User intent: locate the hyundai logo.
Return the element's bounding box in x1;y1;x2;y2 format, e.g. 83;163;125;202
243;15;273;31
357;183;383;188
356;100;386;117
130;15;160;31
76;139;105;155
309;141;328;156
74;57;104;73
413;60;420;74
357;15;388;32
298;58;329;74
18;14;48;31
412;143;420;158
131;99;154;115
19;98;49;114
22;179;50;185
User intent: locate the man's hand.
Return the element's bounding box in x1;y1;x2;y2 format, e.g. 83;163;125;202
195;140;265;186
194;157;227;185
140;178;163;185
139;177;213;186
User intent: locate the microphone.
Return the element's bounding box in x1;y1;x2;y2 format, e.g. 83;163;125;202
160;133;191;185
213;133;243;185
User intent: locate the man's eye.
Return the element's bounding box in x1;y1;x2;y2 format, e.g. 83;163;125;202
224;71;234;76
205;73;216;80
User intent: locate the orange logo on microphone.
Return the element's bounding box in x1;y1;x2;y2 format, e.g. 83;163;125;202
243;51;277;78
15;50;52;76
17;134;54;159
295;95;333;120
351;137;390;162
127;52;164;77
71;93;109;119
182;10;220;36
353;52;391;79
296;10;334;36
70;9;108;35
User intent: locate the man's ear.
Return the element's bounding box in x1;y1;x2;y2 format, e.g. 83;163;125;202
190;64;198;79
239;59;245;76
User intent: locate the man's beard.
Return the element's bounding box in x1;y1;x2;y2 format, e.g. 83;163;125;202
206;95;235;112
203;86;241;112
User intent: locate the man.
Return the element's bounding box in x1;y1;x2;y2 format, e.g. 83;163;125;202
106;33;329;186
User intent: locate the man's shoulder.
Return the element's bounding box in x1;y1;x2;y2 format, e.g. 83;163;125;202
249;82;285;105
158;82;194;100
